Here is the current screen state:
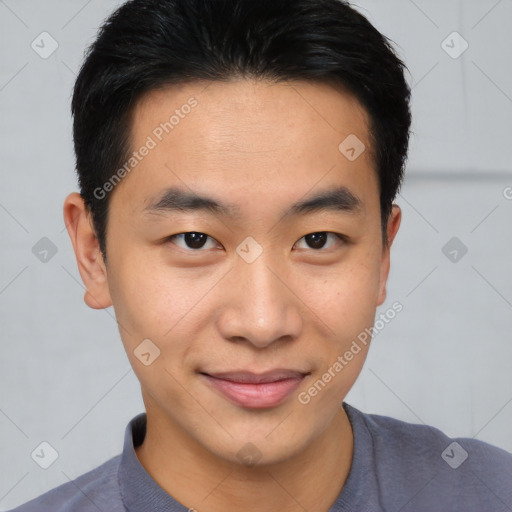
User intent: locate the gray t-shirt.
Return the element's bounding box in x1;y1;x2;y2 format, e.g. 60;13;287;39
9;402;512;511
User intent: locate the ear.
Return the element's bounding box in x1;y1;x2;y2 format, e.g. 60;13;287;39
63;192;112;309
376;204;401;306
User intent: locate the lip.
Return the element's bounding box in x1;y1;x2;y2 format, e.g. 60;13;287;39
200;369;308;409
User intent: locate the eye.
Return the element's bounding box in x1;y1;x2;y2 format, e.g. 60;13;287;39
167;232;220;251
294;232;346;250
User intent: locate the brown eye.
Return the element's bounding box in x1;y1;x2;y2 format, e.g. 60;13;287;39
305;232;328;249
294;232;346;251
183;232;208;249
167;232;218;250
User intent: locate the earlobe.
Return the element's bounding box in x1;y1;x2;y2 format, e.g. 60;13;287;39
376;204;401;306
63;192;112;310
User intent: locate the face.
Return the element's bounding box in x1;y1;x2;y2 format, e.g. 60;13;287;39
66;79;400;466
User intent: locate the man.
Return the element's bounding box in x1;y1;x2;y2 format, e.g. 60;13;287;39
11;0;512;510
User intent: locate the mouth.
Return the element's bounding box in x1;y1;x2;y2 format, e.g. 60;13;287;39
199;369;309;409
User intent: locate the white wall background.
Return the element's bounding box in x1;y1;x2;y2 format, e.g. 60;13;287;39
1;0;511;508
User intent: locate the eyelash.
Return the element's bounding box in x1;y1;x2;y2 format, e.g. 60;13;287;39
165;231;347;252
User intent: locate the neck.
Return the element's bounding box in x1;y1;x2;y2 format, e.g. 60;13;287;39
135;405;353;512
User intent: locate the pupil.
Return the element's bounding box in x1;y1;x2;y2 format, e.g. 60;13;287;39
306;232;327;249
185;232;207;249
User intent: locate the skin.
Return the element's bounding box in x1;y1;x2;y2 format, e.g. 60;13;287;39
64;79;401;512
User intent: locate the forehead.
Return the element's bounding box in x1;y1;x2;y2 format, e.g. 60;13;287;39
113;79;377;218
132;79;371;151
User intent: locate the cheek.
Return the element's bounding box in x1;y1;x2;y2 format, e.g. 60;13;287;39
296;252;381;337
106;260;201;397
107;251;223;349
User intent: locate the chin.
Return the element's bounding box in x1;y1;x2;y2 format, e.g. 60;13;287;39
199;414;318;468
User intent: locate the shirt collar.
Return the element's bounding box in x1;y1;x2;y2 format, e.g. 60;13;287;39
117;403;372;511
118;412;189;511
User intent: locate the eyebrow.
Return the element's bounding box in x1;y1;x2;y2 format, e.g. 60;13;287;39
143;185;362;219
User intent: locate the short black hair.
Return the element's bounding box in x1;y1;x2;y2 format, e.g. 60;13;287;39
72;0;411;261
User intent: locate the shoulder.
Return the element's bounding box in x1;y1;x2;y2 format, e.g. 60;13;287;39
358;405;512;468
345;403;512;510
8;455;123;512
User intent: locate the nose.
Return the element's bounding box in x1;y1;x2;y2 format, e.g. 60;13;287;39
216;255;303;349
